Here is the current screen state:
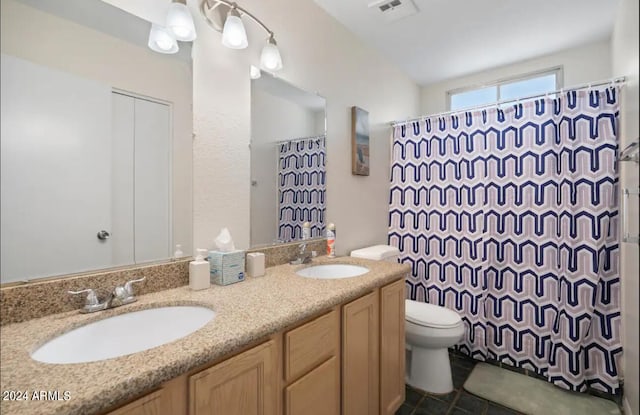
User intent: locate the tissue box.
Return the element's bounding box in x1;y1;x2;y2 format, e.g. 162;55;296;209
209;250;245;286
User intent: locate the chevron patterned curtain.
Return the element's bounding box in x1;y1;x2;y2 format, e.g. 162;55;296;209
277;136;326;242
389;87;622;394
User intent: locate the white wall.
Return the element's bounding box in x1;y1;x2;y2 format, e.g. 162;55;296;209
250;86;325;246
421;40;612;114
251;87;322;143
0;0;193;259
191;0;420;254
612;0;640;413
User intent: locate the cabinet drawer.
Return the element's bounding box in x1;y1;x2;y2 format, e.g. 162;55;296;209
285;356;340;415
284;308;339;383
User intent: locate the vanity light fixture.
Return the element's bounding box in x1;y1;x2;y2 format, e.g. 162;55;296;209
221;6;248;49
200;0;284;72
148;23;179;54
260;34;283;71
148;0;197;54
167;0;197;41
250;65;261;80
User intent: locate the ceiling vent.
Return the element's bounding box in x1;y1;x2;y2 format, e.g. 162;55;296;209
368;0;419;22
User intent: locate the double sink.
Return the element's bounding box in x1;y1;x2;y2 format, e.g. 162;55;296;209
30;263;369;365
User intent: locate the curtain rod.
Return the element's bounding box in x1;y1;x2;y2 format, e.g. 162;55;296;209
389;76;626;127
275;134;326;145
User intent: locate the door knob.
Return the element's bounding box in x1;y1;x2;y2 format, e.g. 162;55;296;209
97;230;110;240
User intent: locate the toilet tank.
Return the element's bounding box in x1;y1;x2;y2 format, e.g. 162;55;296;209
350;245;400;262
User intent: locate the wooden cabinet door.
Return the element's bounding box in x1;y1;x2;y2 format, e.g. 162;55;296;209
380;279;406;415
189;340;278;415
284;356;340;415
342;290;379;415
284;308;339;383
107;389;163;415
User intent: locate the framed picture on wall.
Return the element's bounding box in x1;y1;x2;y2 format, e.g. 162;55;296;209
351;106;370;176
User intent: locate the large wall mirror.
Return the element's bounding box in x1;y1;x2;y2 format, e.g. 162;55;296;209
250;72;327;247
0;0;193;284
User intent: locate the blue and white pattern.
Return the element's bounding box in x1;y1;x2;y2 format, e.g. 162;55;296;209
278;136;326;242
389;87;622;394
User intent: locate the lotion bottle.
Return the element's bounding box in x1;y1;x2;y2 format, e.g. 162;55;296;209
189;249;210;290
302;222;311;240
326;223;336;258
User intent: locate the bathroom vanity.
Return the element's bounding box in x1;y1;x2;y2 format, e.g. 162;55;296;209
0;257;409;415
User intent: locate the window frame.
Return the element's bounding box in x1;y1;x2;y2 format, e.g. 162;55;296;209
446;66;564;111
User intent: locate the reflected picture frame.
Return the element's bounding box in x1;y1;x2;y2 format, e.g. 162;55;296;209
351;106;370;176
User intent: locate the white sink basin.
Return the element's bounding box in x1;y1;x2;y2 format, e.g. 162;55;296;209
31;306;215;364
295;264;369;279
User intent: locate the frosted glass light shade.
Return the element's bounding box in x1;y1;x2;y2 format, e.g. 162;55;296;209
250;65;261;79
166;2;197;41
222;14;248;49
148;24;179;54
260;39;282;71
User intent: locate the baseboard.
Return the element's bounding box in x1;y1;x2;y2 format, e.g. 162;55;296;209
624;396;633;415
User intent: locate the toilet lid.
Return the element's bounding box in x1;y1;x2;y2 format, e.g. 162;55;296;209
405;300;462;328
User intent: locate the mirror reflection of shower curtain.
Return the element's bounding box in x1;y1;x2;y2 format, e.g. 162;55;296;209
277;136;326;242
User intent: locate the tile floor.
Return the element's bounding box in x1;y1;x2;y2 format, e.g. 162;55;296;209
396;352;524;415
397;351;623;415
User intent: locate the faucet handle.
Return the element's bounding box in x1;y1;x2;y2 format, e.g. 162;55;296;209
68;289;99;306
113;285;127;300
123;277;146;296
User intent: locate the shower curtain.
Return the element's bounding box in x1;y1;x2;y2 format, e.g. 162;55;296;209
278;136;326;242
389;87;622;394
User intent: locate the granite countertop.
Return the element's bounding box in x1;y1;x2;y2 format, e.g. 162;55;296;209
0;256;410;415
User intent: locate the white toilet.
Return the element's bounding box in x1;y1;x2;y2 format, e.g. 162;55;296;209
404;299;464;394
350;245;465;395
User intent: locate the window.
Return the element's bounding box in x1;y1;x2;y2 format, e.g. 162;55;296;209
447;68;561;111
450;86;496;111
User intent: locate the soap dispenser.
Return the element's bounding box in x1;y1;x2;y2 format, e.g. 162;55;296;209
174;244;184;259
189;249;210;290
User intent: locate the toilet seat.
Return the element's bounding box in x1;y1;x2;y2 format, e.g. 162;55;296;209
405;300;462;329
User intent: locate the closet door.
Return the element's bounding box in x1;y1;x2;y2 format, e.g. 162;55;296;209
133;98;170;263
111;93;170;265
1;54;112;281
111;92;135;266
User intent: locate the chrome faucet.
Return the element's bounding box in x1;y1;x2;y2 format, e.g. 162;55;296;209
290;242;313;265
113;277;146;305
68;277;146;314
